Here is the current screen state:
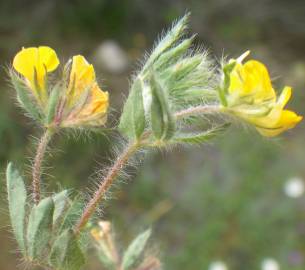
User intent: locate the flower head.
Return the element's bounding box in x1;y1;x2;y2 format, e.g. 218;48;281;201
13;46;59;104
221;51;302;137
90;221;117;264
11;46;109;129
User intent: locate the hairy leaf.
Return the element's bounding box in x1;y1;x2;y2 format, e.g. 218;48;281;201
150;73;175;140
122;229;151;270
119;77;145;140
154;36;194;71
59;197;85;233
6;162;27;253
49;229;85;270
27;197;54;260
53;190;70;226
143;13;189;72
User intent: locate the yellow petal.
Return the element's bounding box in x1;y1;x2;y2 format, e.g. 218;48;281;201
80;84;109;117
13;46;59;91
68;55;95;98
277;86;291;109
256;110;302;137
37;46;60;72
64;55;109;127
229;60;276;104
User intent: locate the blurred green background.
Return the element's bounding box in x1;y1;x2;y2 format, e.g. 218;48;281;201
1;0;305;269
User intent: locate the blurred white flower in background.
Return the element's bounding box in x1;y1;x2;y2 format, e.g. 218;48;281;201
94;40;129;74
208;261;228;270
284;177;305;198
261;258;280;270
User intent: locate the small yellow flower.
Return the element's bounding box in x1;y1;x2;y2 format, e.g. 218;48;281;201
222;51;302;137
13;46;59;103
90;221;112;242
61;55;109;127
90;221;116;263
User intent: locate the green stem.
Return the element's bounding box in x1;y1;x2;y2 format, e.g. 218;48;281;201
74;104;220;234
32;129;53;204
175;104;221;119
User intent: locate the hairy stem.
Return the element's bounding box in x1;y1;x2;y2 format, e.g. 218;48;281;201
32;129;53;204
74;142;140;235
75;104;219;234
175;104;221;119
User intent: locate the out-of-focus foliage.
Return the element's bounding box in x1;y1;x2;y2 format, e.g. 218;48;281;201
1;1;305;269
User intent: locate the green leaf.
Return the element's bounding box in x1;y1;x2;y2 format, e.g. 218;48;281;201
53;190;70;226
59;197;85;233
46;84;61;125
168;54;202;82
122;229;151;270
10;71;42;121
96;251;116;270
27;197;55;260
119;77;145;140
173;123;231;144
154;36;194;71
143;13;189;72
49;229;85;270
150;73;175;140
6;162;27;253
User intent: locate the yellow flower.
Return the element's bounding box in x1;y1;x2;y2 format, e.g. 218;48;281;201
222;51;302;137
61;55;109;127
11;46;109;128
13;46;59;103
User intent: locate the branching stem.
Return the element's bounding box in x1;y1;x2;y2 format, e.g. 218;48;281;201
32;129;53;204
75;104;220;234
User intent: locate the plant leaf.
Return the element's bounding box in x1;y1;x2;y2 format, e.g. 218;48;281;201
27;197;55;260
49;229;85;270
53;190;70;226
150;72;175;140
122;229;151;270
6;162;27;254
154;36;194;71
59;197;85;233
119;77;145;140
142;13;189;72
96;250;116;270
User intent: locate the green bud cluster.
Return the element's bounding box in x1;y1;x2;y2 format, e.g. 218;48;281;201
119;14;226;145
